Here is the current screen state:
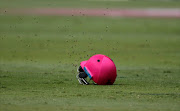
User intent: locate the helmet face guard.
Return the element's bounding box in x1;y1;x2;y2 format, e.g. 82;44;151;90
76;66;91;85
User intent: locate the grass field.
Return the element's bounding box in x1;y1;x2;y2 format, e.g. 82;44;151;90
0;0;180;111
0;0;180;8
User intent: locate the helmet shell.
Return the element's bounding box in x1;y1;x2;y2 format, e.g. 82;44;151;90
80;54;117;85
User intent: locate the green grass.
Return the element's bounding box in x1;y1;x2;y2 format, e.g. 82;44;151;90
0;15;180;111
0;16;180;67
0;0;180;8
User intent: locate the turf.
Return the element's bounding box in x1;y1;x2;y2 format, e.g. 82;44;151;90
0;0;180;8
0;15;180;111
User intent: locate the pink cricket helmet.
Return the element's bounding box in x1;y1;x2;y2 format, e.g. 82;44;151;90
80;54;117;85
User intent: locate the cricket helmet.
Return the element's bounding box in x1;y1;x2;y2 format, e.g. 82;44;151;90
76;54;117;85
